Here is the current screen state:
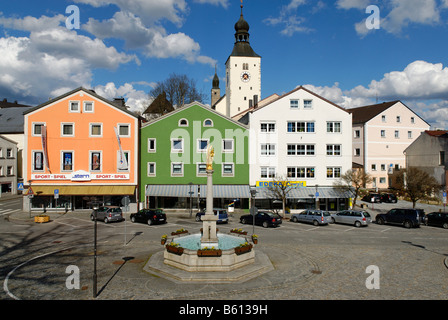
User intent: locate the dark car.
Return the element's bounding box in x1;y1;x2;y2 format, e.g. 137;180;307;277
361;193;381;203
195;208;229;224
240;211;282;228
424;212;448;229
380;193;398;203
375;208;425;228
90;206;124;223
130;209;167;226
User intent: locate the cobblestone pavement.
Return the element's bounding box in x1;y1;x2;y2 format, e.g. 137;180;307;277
1;199;448;302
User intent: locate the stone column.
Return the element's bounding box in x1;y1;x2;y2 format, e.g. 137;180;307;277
201;169;218;248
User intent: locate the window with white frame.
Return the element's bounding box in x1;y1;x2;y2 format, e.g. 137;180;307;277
69;101;80;113
260;122;276;132
287;144;315;156
408;131;412;139
148;138;156;152
203;119;213;127
61;123;74;137
222;163;234;176
222;139;234;153
32;151;44;171
290;100;299;109
303;99;313;109
171;162;184;176
197;139;209;153
197;163;207;176
381;130;386;138
171;139;184;153
83;101;94;113
288;167;315;178
326;144;341;156
118;124;130;137
32;123;45;136
261;167;276;178
147;162;156;177
261;144;276;156
287;121;315;133
327;121;341;133
90;123;102;137
179;119;188;127
395;130;400;138
90;151;102;171
62;151;74;172
326;167;341;178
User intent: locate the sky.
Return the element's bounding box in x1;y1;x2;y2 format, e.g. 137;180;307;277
1;0;448;129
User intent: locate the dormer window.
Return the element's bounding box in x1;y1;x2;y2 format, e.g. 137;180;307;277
179;119;188;127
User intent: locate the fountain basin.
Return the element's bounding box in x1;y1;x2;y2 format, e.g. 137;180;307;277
164;232;255;272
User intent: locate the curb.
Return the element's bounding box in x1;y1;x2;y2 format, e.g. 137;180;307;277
445;257;448;269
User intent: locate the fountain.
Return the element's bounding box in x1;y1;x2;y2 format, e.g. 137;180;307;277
144;145;274;283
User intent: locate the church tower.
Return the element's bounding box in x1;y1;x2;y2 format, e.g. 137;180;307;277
213;2;261;118
211;66;221;107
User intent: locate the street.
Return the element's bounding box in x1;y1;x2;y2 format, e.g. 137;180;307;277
0;196;447;301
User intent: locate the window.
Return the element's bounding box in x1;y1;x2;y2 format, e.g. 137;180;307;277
355;148;361;156
171;163;183;176
290;100;299;109
197;139;209;153
7;166;13;176
394;130;399;139
61;123;74;137
408;131;412;139
306;167;315;178
382;115;386;122
62;151;74;172
303;100;313;109
32;123;45;136
222;163;234;176
118;124;130;137
326;144;341;156
197;163;207;176
179;119;188;127
440;151;445;166
396;116;401;123
6;149;13;158
0;166;2;176
287;121;314;133
243;63;249;70
381;164;386;171
371;164;377;171
327;122;341;133
261;167;276;178
379;177;386;184
288;167;314;178
148;138;156;153
171;139;183;153
118;151;129;171
327;167;341;178
69;101;80;112
83;101;94;113
32;151;44;171
0;148;2;158
223;139;234;153
381;130;386;138
411;117;415;124
203;119;213;127
147;163;156;177
260;122;275;132
261;144;275;156
287;144;315;156
90;123;102;137
90;151;101;171
354;130;360;138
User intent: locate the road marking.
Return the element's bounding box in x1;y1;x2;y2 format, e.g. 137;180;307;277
380;228;391;233
344;227;357;232
305;227;320;232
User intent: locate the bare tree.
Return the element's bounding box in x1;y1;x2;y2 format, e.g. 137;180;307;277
334;169;372;209
391;167;441;208
266;175;296;218
150;73;206;108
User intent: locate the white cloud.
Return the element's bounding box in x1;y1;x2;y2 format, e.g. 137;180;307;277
193;0;229;8
336;0;371;10
264;0;314;36
94;82;149;113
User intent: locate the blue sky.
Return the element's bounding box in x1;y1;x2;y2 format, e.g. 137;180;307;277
1;0;448;128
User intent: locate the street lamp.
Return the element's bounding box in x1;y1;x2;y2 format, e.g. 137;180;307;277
188;182;193;218
250;186;258;235
92;202;100;298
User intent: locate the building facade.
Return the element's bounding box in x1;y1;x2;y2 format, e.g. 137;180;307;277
404;130;448;191
0;135;18;195
243;86;353;212
349;101;430;190
140;102;250;210
23;88;141;211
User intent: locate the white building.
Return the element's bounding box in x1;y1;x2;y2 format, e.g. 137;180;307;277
212;4;261;119
241;86;353;212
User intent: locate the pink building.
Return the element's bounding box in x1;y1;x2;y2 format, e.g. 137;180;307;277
349;101;430;190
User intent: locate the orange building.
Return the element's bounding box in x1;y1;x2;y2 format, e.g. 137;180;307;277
23;88;141;211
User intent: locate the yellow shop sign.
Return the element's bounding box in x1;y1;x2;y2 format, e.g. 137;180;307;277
256;181;307;188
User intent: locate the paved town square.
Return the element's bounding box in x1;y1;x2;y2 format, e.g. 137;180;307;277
1;196;447;303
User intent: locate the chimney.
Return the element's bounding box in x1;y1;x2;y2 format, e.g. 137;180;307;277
253;95;258;107
249;100;253;108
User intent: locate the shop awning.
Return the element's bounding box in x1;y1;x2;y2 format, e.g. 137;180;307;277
145;185;251;199
254;186;354;199
24;185;136;196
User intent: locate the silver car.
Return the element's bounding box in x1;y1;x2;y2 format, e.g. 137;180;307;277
91;206;124;223
291;209;332;226
330;210;372;227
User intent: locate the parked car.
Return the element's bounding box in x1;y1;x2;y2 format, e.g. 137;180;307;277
91;206;123;223
424;212;448;229
380;193;398;203
330;210;372;227
361;193;381;203
195;208;229;224
375;208;425;228
291;209;332;226
130;209;167;226
240;211;282;228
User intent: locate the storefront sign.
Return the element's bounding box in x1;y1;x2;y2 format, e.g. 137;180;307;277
31;172;130;181
256;181;306;188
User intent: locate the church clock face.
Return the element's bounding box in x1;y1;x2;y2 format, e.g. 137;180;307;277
240;71;251;82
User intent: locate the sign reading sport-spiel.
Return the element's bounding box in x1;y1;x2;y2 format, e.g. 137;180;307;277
31;171;130;181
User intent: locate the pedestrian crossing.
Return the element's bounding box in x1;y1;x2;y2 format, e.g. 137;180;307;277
0;208;21;216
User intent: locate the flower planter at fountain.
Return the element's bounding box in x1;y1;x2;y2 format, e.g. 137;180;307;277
197;248;222;257
234;243;253;255
34;215;50;223
165;244;184;256
230;228;247;235
171;229;188;236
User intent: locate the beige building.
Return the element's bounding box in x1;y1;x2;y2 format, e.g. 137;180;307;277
349;101;430;190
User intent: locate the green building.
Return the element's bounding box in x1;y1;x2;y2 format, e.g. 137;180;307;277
140;102;250;210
